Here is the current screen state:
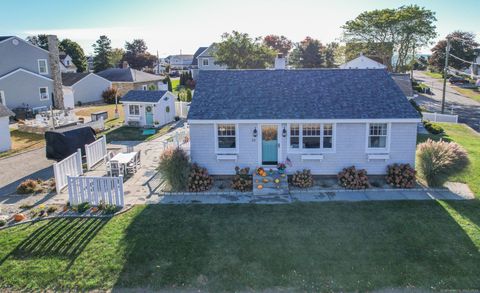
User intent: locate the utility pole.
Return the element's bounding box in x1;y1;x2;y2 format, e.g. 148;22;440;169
441;38;451;114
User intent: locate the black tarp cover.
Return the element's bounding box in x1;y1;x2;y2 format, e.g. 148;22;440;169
45;126;96;161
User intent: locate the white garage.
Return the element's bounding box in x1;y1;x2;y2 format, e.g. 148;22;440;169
0;104;14;153
62;73;112;107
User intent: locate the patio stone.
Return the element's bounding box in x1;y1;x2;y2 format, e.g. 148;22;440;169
365;191;407;201
400;191;432;200
332;191;368;201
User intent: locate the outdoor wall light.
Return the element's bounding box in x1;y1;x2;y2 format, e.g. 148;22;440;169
282;126;287;137
253;127;258;138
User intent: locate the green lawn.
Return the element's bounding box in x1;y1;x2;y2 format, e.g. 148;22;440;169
104;123;174;143
0;202;479;291
453;86;480;103
424;71;443;79
0;130;45;159
418;123;480;197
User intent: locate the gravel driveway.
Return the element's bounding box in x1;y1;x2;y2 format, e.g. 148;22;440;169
413;70;480;131
0;147;54;196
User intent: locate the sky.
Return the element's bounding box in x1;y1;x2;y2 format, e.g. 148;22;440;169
1;0;479;56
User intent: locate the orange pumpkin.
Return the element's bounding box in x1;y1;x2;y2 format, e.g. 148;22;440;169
91;207;99;213
263;178;269;183
14;213;26;222
257;184;264;189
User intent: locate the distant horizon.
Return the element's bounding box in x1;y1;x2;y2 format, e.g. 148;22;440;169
1;0;479;57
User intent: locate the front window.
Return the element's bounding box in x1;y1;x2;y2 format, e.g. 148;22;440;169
38;59;48;74
302;123;321;149
323;124;333;149
202;58;209;66
217;124;236;149
368;123;388;148
129;105;140;116
39;87;48;100
142;85;148;90
289;124;299;149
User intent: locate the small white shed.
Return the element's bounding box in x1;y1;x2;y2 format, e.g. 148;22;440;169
0;104;14;153
121;90;176;127
62;73;112;107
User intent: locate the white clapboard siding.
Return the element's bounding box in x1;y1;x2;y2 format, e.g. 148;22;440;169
422;112;458;123
175;101;190;118
85;135;107;170
53;148;83;192
67;176;124;206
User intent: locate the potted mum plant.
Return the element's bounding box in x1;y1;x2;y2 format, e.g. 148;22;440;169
277;162;286;174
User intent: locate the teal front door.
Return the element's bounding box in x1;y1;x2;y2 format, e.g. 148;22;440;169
261;125;278;165
145;105;154;126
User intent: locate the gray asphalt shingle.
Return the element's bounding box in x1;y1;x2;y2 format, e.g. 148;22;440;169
97;68;162;83
121;90;168;103
188;69;420;120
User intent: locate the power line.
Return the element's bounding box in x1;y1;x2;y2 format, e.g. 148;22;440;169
449;53;478;65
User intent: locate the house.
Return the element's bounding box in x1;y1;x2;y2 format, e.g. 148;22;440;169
191;44;226;79
96;63;164;96
339;53;387;69
0;104;14;152
61;73;112;107
187;61;420;175
86;56;94;73
121;90;175;127
59;52;77;73
166;54;194;69
0;35;64;111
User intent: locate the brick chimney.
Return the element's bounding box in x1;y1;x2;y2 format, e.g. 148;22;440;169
122;61;130;69
47;35;64;109
274;53;286;70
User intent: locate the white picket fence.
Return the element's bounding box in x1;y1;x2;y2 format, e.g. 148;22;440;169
67;176;124;206
85;136;107;170
422;112;458;123
53;149;83;192
175;101;190;118
161;128;189;149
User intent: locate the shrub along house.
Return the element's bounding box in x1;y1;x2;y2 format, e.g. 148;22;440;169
121;90;175;127
187;61;421;175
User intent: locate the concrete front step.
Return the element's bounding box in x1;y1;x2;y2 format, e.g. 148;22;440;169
253;171;289;196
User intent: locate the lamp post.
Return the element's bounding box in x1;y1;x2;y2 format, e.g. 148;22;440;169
441;38;451;114
114;93;119;119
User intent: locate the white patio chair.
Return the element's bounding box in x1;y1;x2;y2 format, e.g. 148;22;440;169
135;151;141;168
109;160;123;177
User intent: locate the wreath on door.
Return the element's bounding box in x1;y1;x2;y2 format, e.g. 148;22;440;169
146;106;152;112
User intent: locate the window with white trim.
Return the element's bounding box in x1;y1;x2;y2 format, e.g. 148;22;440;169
289;124;300;149
217;124;236;149
142;85;148;90
38;59;48;75
302;123;321;149
129;105;140;116
39;87;48;100
202;58;209;66
368;123;388;148
289;123;334;151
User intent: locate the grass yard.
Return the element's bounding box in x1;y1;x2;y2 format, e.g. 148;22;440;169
171;78;180;92
418;123;480;197
453;86;480;103
74;104;125;129
424;71;443;79
0;130;45;158
104;123;174;142
0;202;479;291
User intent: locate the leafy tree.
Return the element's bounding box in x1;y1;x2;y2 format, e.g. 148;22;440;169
122;39;156;70
342;5;437;72
92;35;113;72
59;39;87;72
214;31;276;69
414;55;428;70
344;42;394;67
26;34;49;50
263;35;293;56
429;31;479;71
290;37;325;68
110;48;125;68
324;42;339;68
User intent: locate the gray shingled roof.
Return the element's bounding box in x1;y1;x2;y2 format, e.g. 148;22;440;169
0;36;13;42
192;47;208;66
188;69;420;120
121;90;168;103
96;68;162;83
62;73;90;86
0;104;14;118
390;73;414;98
197;44;217;57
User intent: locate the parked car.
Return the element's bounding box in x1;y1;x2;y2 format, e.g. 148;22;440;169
169;71;180;77
448;76;469;85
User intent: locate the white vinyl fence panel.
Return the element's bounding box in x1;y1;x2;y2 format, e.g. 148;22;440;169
422;112;458;123
68;176;124;206
87;117;105;131
175;101;190;118
85;135;107;170
53;148;83;192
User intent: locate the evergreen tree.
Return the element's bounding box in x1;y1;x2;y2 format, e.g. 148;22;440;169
92;35;113;72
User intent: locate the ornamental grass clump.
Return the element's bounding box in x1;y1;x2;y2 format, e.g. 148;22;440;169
386;163;416;188
158;147;191;191
337;166;370;189
416;139;469;186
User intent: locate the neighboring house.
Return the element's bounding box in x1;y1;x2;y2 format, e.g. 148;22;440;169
62;72;112;107
339;53;387;69
86;56;94;73
190;46;208;80
96;65;164;96
390;73;414;99
166;54;194;69
197;44;227;71
0;36;55;110
59;52;77;73
0;104;14;152
121;90;175;127
187;66;420;175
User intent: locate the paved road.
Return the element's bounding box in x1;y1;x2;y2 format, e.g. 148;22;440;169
413;70;480;131
0;147;54;196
